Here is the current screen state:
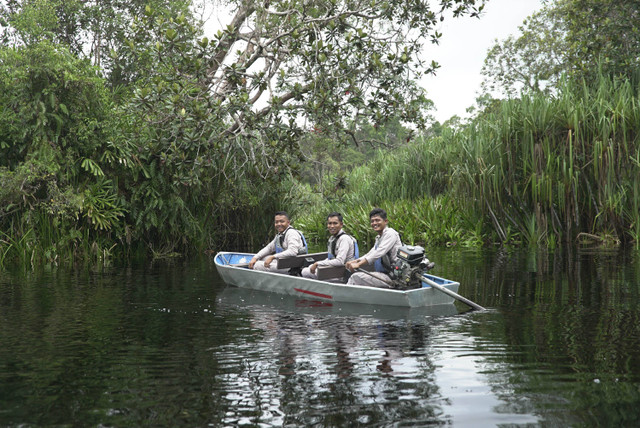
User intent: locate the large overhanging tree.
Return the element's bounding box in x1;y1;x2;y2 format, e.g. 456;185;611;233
114;0;488;244
0;0;488;250
120;0;487;181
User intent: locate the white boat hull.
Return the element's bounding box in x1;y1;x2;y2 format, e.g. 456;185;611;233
217;286;461;320
214;252;460;308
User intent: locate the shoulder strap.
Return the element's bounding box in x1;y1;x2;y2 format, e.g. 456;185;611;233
329;231;346;256
297;229;308;253
352;236;359;259
278;227;292;247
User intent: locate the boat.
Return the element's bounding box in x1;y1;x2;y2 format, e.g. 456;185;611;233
217;285;462;320
214;251;462;308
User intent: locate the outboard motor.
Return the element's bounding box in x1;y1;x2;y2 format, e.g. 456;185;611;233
388;245;436;290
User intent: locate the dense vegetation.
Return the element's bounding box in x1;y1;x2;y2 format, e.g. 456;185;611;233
0;0;484;267
299;0;640;249
298;75;640;249
1;0;639;268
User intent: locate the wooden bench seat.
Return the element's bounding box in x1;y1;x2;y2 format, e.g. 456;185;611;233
316;262;374;280
316;265;346;281
228;253;328;269
276;252;329;269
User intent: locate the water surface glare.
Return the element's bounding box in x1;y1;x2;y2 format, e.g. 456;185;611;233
2;248;640;426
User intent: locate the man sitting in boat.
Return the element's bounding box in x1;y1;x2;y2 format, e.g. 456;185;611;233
345;208;402;288
249;211;308;273
301;212;358;280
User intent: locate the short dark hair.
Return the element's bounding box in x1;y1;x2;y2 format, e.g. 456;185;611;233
369;207;387;220
274;211;290;220
327;212;343;222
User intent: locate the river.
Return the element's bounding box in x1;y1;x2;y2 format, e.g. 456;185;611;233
1;247;640;426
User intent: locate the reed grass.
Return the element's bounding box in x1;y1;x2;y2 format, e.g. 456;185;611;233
0;209;132;270
453;74;640;246
0;228;34;268
296;194;491;250
297;72;640;248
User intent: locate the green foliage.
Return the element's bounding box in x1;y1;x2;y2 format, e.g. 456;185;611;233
114;6;294;249
456;73;640;246
337;127;461;204
0;41;129;266
298;71;640;249
0;0;189;83
0;41;115;169
481;0;640;99
105;0;487;252
559;0;640;83
0;227;35;267
295;127;491;249
4;0;61;45
82;180;125;231
297;118;414;192
480;6;565;98
0;0;495;267
297;194;487;251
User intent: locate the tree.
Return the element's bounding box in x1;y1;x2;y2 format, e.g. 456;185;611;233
115;0;487;245
122;0;485;144
480;0;640;98
0;0;193;85
480;6;565;98
0;0;490;255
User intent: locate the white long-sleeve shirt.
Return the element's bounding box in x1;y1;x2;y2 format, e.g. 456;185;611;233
254;226;305;260
361;227;402;265
317;233;356;267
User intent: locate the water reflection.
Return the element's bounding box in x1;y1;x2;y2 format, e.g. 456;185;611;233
2;249;640;426
436;247;640;426
216;286;459;426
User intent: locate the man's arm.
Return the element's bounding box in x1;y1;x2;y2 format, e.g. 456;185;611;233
312;236;353;272
361;238;387;265
249;238;276;268
327;236;354;265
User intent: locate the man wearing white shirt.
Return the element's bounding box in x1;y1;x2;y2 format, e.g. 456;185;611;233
249;211;307;273
301;212;357;280
345;208;402;288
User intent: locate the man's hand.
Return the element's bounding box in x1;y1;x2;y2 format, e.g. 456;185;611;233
310;262;318;274
263;255;275;268
249;257;258;269
345;259;365;272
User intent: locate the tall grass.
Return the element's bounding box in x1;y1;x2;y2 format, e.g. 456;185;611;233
341;128;462;204
0;212;116;270
453;74;640;246
296;145;492;251
3;75;638;269
0;228;35;268
298;73;640;248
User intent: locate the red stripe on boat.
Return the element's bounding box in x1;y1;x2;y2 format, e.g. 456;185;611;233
294;288;332;299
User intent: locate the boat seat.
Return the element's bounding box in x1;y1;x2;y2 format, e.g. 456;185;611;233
276;252;328;269
316;265;346;280
316;263;374;280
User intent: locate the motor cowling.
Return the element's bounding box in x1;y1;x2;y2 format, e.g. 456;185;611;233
388;245;435;290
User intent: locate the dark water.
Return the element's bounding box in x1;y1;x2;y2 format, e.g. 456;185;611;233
2;248;640;427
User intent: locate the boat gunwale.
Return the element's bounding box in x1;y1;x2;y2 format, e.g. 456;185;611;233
214;251;460;295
